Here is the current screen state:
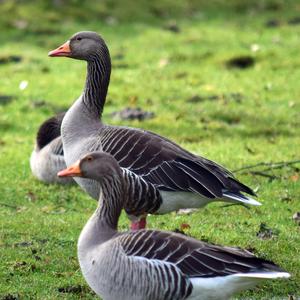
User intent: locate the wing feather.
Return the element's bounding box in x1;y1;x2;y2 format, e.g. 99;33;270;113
100;125;255;198
119;230;285;278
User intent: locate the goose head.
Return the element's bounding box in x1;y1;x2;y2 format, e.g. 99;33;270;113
57;151;121;182
48;31;107;61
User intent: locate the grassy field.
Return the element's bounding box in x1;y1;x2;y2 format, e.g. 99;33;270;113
0;0;299;299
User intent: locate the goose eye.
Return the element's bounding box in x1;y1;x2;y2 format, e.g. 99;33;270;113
86;156;93;162
76;37;82;41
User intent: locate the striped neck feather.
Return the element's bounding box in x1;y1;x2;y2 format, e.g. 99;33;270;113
96;175;124;231
83;49;111;118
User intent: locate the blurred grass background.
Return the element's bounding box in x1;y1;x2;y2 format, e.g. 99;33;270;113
0;0;299;299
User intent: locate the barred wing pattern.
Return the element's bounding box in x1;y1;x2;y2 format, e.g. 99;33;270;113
100;125;255;198
121;169;162;216
120;230;283;279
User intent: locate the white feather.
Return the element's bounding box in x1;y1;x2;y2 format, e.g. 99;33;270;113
187;272;290;300
222;191;262;206
157;190;261;214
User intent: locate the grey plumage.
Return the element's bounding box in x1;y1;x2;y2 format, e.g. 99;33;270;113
30;113;73;184
50;31;260;225
58;152;290;300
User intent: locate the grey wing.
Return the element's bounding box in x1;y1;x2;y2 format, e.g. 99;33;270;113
100;125;255;198
120;230;284;278
49;136;64;156
117;231;193;300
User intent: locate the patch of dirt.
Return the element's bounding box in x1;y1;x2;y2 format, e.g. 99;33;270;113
256;223;279;239
187;93;243;103
265;19;281;28
58;285;90;294
288;17;300;25
0;55;22;64
226;56;255;69
187;95;219;103
163;21;180;33
0;95;14;106
14;241;33;247
111;107;155;121
13;261;27;269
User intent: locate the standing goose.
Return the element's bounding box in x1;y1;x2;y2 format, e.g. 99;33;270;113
49;31;260;229
30;113;73;184
58;152;290;300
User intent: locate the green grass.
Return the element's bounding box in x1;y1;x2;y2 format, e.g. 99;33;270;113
0;0;299;299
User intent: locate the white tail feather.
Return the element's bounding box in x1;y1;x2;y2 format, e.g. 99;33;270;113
222;191;262;206
232;272;291;279
188;272;290;299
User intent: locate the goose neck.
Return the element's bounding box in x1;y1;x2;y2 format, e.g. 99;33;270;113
82;51;111;118
97;177;123;231
82;175;124;247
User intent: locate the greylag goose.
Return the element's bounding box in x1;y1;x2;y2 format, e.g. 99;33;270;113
30;113;73;184
58;152;290;300
49;31;260;229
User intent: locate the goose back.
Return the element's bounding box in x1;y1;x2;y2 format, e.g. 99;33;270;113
30;113;73;184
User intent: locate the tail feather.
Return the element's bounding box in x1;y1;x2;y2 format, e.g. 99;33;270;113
232;272;290;279
222;191;261;206
189;272;290;299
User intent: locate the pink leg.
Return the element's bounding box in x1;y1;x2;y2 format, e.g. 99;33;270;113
130;216;147;230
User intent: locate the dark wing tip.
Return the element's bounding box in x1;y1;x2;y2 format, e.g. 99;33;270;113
36;112;66;150
229;177;257;196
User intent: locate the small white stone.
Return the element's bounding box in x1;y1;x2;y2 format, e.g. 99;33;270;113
19;80;28;90
158;58;169;68
250;44;260;52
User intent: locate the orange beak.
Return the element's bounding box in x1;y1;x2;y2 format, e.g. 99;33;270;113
48;40;71;57
57;160;82;177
